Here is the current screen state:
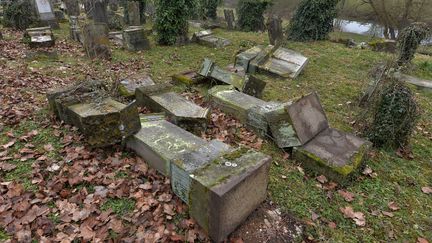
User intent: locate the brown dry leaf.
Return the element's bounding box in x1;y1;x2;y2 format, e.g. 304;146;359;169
382;211;394;218
421;186;432;194
311;211;319;221
316;175;328;184
108;218;124;233
338;190;355;202
43;144;54;152
387;202;400;211
0;162;16;171
417;237;429;243
7;182;25;198
328;222;337;229
2;139;16;149
339;206;366;227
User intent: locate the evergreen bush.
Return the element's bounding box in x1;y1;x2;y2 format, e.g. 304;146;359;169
367;81;419;148
3;0;37;30
397;22;430;66
154;0;189;45
237;0;271;32
205;0;219;20
287;0;339;41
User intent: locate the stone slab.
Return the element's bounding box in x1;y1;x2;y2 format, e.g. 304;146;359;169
192;30;231;48
260;47;309;79
126;119;205;175
394;72;432;92
286;92;329;145
123;27;150;51
235;46;264;73
67;98;141;147
189;149;271;242
25;26;55;48
119;74;155;97
172;71;199;85
293;127;372;182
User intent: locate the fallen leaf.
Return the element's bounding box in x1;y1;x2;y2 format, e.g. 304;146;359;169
421;186;432;194
2;139;16;149
0;162;17;171
340;206;366;227
338;190;355;202
316;175;328;184
387;202;400;211
382;211;394;218
43;144;54;152
328;222;337;229
417;237;429;243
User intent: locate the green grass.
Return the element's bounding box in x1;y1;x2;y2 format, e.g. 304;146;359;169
1;19;431;242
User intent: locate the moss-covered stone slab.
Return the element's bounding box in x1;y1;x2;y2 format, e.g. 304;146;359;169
259;47;309;79
293;128;372;183
235;45;264;73
199;59;267;98
192;30;231;48
136;86;209;130
170;140;233;204
123;26;150;51
209;86;268;123
67;98;141;147
172;71;199;85
25;26;55;48
286;92;329;145
126;119;205;175
118;75;155;97
189;149;271;242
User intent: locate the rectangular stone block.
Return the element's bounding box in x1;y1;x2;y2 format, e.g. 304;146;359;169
25;26;55;48
189;149;271;242
235;45;264;73
118;74;155;97
260;47;309;79
192;30;231;48
123;27;150;51
293;128;372;183
67;98;141;147
172;71;199;85
126;119;205;175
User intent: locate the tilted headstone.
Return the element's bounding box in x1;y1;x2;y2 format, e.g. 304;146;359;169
127;1;140;26
93;0;108;24
25;26;55;48
33;0;59;28
67;98;141;147
118;74;155;97
82;23;111;60
135;85;210;130
268;16;283;45
123;26;150;51
192;30;231;48
199;58;266;98
64;0;80;16
288;93;372;183
224;9;235;30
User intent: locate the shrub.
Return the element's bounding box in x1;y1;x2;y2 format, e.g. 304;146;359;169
205;0;219;20
397;22;430;66
237;0;271;32
3;0;37;30
154;0;189;45
367;81;420;148
185;0;205;20
287;0;339;41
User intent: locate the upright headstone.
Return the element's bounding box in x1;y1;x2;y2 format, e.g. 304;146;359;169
83;23;111;60
123;26;150;51
127;1;140;26
69;16;81;42
33;0;59;29
224;9;235;30
93;0;108;24
268;16;283;45
64;0;80;16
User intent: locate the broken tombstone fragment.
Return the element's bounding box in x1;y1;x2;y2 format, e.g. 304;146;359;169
199;58;267;98
287;92;372;183
135;84;210;130
67;98;141;147
123;26;150;51
24;27;55;48
192;30;231;48
118;74;155;97
171;71;200;86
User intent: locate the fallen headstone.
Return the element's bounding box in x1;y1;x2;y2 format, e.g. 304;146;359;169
67;98;141;147
33;0;59;28
199;58;267;98
267;16;283;45
236;45;309;79
288;92;372;182
118;74;155;97
172;71;200;86
136;85;210;130
25;26;55;48
83;23;111;60
223;9;235;30
393;72;432;92
123;26;150;51
192;30;231;48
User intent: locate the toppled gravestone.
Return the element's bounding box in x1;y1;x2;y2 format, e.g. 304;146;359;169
393;72;432;92
199;58;267;98
25;27;55;48
369;39;397;53
172;71;200;85
288;92;372;183
118;74;155;97
67;98;141;146
127;114;271;242
135;84;210;130
208;85;302;147
235;45;309;79
123;26;150;51
83;23;111;60
192;30;231;48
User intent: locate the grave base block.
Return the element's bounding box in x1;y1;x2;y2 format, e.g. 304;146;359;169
293;128;372;183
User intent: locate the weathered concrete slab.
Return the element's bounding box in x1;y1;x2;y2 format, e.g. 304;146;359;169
67;98;141;147
235;45;264;73
123;26;150;51
192;30;231;48
25;26;55;48
136;86;209;130
118;74;155;97
199;59;267;98
393;72;432;92
293;128;372;182
190;149;271;242
286;92;329;145
126;119;204;175
170;140;232;204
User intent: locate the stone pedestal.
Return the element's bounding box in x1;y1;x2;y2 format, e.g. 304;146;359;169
123;26;150;51
25;27;55;48
192;30;231;48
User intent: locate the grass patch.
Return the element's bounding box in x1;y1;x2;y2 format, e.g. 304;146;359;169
101;198;136;216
